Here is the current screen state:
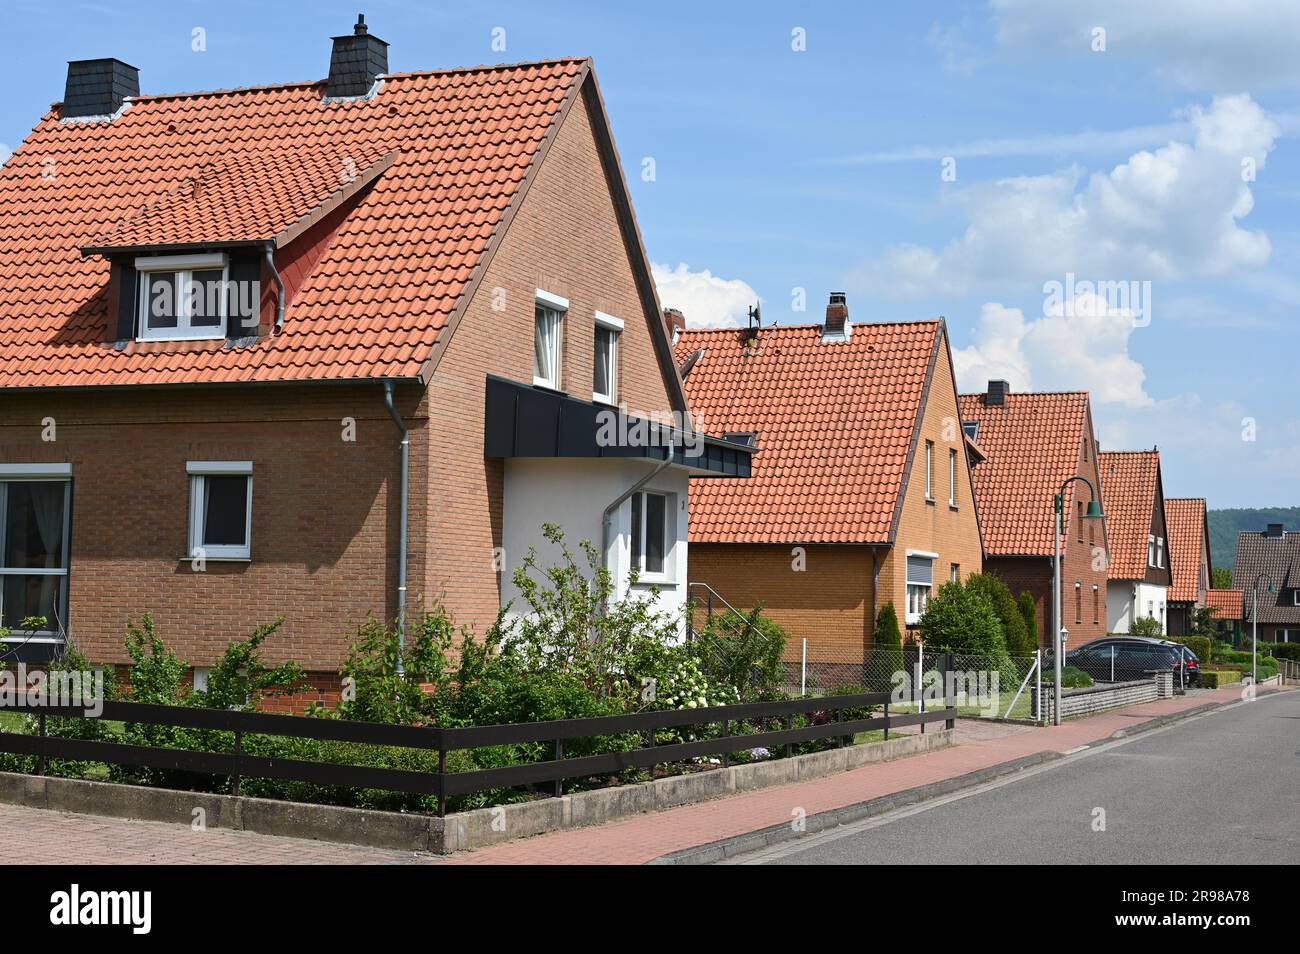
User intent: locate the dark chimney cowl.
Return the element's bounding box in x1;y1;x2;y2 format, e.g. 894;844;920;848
62;58;139;120
1265;523;1285;538
326;14;389;99
985;380;1010;406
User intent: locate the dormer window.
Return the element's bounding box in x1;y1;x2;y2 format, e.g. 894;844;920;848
136;253;228;341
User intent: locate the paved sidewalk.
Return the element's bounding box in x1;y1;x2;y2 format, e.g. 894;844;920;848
0;802;437;865
444;682;1282;865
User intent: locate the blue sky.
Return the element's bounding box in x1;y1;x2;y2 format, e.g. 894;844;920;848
2;0;1297;508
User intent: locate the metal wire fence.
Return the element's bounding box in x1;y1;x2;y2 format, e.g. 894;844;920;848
781;641;1044;722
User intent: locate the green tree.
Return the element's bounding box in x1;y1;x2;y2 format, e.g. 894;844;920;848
919;580;1005;657
966;573;1032;656
1018;592;1040;652
1211;566;1233;589
874;602;903;651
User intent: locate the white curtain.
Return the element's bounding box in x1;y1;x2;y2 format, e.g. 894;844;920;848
534;307;559;384
30;484;65;627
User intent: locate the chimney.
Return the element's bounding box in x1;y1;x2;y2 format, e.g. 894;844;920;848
663;308;686;345
62;58;139;119
326;14;389;98
985;380;1010;406
1265;523;1285;538
822;292;850;340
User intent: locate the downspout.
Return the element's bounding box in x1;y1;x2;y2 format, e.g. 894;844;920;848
382;379;409;674
600;442;675;611
263;244;285;330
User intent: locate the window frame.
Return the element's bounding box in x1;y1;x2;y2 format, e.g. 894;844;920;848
948;447;957;507
135;253;229;342
1148;534;1156;567
533;290;568;391
629;489;674;584
0;465;72;642
1156;536;1165;569
924;440;934;501
905;550;937;625
593;311;622;405
187;461;253;561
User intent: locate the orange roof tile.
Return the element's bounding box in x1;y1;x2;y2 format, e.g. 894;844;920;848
1098;450;1163;580
957;390;1091;557
1165;497;1208;603
0;60;587;388
1205;589;1243;621
85;142;398;251
675;321;941;544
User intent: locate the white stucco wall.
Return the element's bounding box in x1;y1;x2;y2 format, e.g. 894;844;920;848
1107;581;1168;634
500;457;690;634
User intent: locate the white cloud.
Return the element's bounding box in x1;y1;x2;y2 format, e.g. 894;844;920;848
853;95;1278;299
651;262;759;329
953;293;1151;407
991;0;1300;90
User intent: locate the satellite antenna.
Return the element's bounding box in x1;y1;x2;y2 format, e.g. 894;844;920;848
743;302;762;341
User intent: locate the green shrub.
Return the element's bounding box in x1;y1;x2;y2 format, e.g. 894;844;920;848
1058;665;1094;688
1018;591;1040;652
691;604;787;702
920;580;1005;657
1200;669;1242;688
967;573;1033;656
1267;643;1300;662
1129;616;1164;638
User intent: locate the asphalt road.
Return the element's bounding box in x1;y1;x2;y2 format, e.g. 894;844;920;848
734;690;1300;865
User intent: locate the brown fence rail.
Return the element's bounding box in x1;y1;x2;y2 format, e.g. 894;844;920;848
0;683;957;816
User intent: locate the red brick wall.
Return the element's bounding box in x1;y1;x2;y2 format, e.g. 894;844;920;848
0;383;426;670
422;79;680;638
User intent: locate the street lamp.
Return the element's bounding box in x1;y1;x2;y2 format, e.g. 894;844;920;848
1053;476;1104;726
1251;573;1277;688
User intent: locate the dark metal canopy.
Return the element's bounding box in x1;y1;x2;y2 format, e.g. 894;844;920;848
484;374;753;477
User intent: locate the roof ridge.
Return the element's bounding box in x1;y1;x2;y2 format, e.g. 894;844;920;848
958;389;1088;398
679;318;941;335
80;57;591;105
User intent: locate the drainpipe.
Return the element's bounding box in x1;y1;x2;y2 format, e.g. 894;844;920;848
263;244;285;330
382;379;409;674
600;443;675;610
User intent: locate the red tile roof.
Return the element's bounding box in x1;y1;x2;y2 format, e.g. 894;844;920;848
675;321;941;544
957;390;1092;557
1165;497;1208;603
85;143;398;252
1205;589;1243;621
1098;450;1163;581
0;59;587;388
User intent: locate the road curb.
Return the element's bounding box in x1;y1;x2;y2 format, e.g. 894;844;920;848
646;750;1063;865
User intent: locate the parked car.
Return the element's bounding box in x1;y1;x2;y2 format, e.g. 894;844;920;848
1063;636;1187;684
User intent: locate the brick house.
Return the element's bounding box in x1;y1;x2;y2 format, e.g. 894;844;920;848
958;384;1111;649
1204;589;1243;646
1165;497;1212;637
1098;450;1172;633
1233;525;1300;643
0;19;751;682
674;295;985;678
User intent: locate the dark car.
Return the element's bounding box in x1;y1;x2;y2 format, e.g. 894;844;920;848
1063;636;1186;684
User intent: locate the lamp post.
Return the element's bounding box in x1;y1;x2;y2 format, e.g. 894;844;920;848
1251;573;1276;687
1053;476;1104;726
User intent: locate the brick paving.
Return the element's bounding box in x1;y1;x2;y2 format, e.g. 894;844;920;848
0;805;437;865
0;683;1278;865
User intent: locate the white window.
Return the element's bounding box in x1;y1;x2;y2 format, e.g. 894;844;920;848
961;421;979;441
1148;534;1156;567
593;312;622;405
136;253;228;341
533;290;567;390
0;466;71;641
948;448;957;506
1156;537;1164;568
905;553;935;624
1293;590;1300;607
924;440;934;500
630;490;671;581
188;461;253;560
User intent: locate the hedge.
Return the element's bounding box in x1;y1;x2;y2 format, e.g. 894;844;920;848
1199;669;1242;688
